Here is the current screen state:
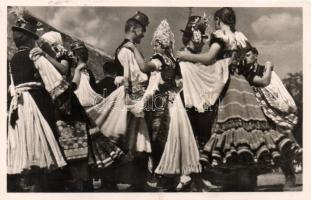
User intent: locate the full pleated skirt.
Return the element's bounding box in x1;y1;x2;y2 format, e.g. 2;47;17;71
7;92;66;174
203;74;294;167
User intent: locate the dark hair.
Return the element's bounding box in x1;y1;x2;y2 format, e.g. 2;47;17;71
12;31;34;48
73;47;88;62
214;7;236;32
245;46;259;55
102;61;116;74
125;19;142;33
182;32;192;46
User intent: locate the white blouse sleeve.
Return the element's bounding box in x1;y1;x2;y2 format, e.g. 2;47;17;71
150;58;162;70
117;48;148;83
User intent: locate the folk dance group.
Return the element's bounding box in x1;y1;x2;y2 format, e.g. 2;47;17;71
7;7;302;192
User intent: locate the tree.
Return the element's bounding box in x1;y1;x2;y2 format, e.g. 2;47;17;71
282;71;303;146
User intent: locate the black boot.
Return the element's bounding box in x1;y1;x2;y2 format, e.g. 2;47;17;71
280;158;296;190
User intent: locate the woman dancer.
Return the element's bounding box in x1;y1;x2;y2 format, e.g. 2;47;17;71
70;40;125;169
124;19;201;191
31;31;94;192
176;7;297;191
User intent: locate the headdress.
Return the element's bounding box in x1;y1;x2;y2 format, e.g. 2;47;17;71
10;7;40;40
41;31;63;46
180;13;213;41
127;11;150;31
151;19;175;49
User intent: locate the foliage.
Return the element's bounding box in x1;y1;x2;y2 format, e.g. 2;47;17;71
282;71;303;145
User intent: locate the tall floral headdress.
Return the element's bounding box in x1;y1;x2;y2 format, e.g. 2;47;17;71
151;19;175;50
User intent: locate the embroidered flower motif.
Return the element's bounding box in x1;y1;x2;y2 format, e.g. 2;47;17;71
192;30;202;43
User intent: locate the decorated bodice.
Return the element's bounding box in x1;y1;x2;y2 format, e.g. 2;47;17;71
151;53;181;92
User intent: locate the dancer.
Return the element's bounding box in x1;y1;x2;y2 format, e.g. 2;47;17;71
7;12;66;192
124;19;201;191
78;15;154;188
243;46;302;188
176;7;297;191
31;31;94;192
86;12;152;156
177;14;231;191
70;40;125;169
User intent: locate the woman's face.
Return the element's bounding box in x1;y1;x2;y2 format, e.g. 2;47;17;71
153;41;165;54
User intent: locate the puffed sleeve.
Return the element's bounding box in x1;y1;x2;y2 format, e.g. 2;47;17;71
210;30;227;50
151;54;164;70
150;58;162;70
234;31;249;48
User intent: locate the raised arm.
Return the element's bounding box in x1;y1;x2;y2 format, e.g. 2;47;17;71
176;43;222;65
31;45;70;75
123;42;157;72
44;54;69;75
38;41;69;74
72;63;86;88
252;62;274;87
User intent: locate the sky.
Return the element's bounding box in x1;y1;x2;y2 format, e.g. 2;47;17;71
25;6;302;78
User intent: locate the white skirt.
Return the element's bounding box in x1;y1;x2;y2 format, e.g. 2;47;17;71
86;86;151;153
180;58;230;112
155;93;201;175
74;73;103;107
7;92;67;174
